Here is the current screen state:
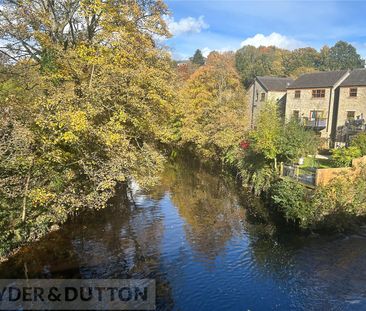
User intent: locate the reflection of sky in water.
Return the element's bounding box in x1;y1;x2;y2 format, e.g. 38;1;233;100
0;163;366;310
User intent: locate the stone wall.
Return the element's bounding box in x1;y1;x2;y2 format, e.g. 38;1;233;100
248;81;286;127
285;88;334;138
336;86;366;128
315;156;366;186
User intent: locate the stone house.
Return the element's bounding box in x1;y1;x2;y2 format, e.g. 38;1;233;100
248;76;293;127
334;69;366;145
285;70;350;142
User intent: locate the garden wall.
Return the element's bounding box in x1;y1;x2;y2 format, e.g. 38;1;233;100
315;156;366;186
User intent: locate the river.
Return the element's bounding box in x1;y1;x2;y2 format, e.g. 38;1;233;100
1;160;366;310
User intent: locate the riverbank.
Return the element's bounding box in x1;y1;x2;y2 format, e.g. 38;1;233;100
1;159;366;311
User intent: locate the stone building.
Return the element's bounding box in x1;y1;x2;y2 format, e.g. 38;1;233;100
285;70;350;142
334;68;366;145
248;76;293;128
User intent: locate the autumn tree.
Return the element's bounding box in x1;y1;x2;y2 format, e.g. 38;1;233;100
0;0;177;256
235;45;290;87
179;51;248;159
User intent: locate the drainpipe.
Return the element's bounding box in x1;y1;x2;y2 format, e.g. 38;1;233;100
326;87;333;139
251;80;256;129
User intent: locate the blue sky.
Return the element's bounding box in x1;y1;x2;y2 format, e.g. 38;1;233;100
164;0;366;60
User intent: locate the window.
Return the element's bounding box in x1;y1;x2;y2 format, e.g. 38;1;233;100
256;91;259;101
347;111;355;121
293;110;300;120
295;90;301;99
260;93;266;102
350;88;358;97
310;110;323;120
312;89;326;98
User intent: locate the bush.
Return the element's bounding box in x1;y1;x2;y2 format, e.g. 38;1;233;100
270;178;313;228
270;170;366;231
351;132;366;156
311;171;366;230
279;119;320;163
331;146;362;167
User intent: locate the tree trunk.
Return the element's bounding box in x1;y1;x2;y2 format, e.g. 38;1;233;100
21;160;33;223
21;173;31;223
88;64;95;89
274;157;278;172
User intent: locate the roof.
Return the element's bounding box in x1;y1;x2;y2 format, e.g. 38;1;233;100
287;70;349;89
256;76;293;92
340;68;366;87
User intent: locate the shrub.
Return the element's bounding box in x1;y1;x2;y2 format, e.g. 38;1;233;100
278;119;320;163
311;170;366;230
351;132;366;156
271;169;366;231
270;178;313;228
331;146;362;167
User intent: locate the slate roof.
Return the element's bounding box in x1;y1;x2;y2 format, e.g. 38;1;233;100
287;70;349;89
256;76;293;92
340;68;366;87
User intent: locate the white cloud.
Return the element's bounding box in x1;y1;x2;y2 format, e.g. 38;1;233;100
201;47;233;57
240;32;305;50
201;47;212;58
165;16;209;36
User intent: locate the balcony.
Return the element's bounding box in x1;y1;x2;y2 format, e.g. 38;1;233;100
303;118;327;131
346;118;365;133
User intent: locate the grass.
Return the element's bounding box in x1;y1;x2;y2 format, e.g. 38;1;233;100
300;156;334;171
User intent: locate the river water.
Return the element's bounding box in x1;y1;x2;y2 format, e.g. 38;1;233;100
1;161;366;310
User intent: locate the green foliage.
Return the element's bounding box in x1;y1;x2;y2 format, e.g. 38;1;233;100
283;47;320;75
331;146;362;167
271;178;311;228
328;41;365;70
279;119;320;163
350;132;366;156
271;170;366;230
311;170;366;230
249;101;282;162
191;49;205;66
235;46;285;87
238;103;320;197
235;41;365;87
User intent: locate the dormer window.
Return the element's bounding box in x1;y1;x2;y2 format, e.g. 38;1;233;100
312;89;325;98
350;88;358;97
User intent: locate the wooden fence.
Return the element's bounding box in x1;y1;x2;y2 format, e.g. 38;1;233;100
280;156;366;187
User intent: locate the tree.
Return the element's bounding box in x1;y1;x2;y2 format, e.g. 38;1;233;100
0;0;169;63
249;101;282;169
179;51;248;159
283;48;319;75
235;45;284;87
0;0;177;257
319;45;331;70
191;49;205;66
278;119;320;163
328;41;365;70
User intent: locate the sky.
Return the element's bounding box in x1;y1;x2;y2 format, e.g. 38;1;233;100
164;0;366;60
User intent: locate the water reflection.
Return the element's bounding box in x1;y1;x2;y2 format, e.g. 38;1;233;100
0;160;366;310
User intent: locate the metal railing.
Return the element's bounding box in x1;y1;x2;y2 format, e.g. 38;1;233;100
346;118;366;133
281;164;316;186
303;118;327;130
